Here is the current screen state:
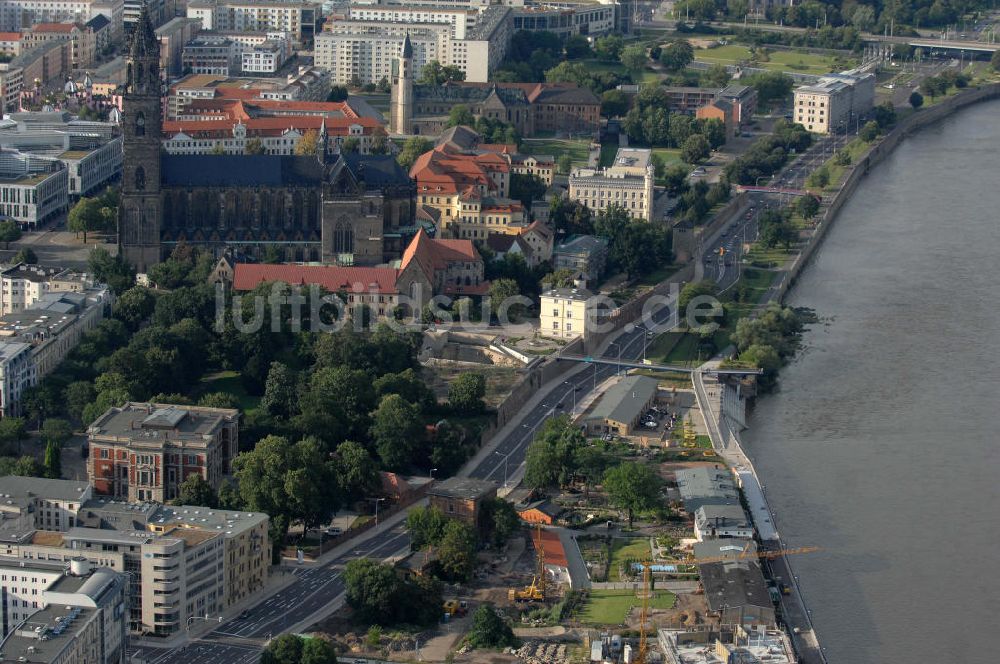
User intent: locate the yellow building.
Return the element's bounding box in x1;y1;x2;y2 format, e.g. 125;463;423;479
539;286;594;340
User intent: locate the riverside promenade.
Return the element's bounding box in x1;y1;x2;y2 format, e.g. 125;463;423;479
693;363;826;664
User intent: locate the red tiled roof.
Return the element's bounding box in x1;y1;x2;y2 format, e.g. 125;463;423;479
30;22;78;33
479;143;516;154
233;264;400;293
0;32;22;41
401;229;481;281
162;115;383;139
410;147;509;195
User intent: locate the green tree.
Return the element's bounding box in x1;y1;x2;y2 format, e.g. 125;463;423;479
859;120;879;142
805;165;830;189
748;71;794;108
0;417;26;454
544;61;589;86
795;194;820;219
701;118;727;150
702;63;731;88
261;634;303;664
468;604;517;649
261;362;297;419
244;137;265;155
343;558;441;627
376;76;391;93
601;89;630;118
447;104;476;128
197;392;239;409
602;462;661;527
0;219;21;248
678;280;718;318
479;498;520;546
557;153;573;175
173;473;217;507
564;34;591;59
0;455;42;477
209;143;226;155
88;247;135;294
334;441;379;501
909;91;924;109
524;415;585;488
41;418;72;446
851;5;876;31
488;278;522;319
658;39;694;71
619;44;647;72
594;34;624;61
294;129;321;156
327;85;348;102
406;505;449;549
69;197;105;243
370;394;423;471
397;136;432;170
509;173;548;207
680;133;711;164
113;286;155;331
13;248;37;264
448;372;485;414
43;440;61;479
301;638;338;664
872;101;896;129
419;61;465;86
993;50;1000;73
435;520;477;582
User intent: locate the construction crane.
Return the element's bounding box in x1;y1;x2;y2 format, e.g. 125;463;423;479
508;524;547;602
632;546;820;663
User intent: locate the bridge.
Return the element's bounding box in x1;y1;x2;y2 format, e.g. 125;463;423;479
736;186;819;199
861;34;1000;53
558;354;763;376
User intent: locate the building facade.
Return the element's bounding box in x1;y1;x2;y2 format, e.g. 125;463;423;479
568;147;655;221
87;402;240;503
794;68;875;134
539;286;593;340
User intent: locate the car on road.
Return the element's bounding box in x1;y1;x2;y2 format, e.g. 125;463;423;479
325;526;343;537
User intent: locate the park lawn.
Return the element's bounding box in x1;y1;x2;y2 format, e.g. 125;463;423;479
608;538;652;581
581;588;677;625
663;333;701;365
635;263;681;287
359;92;390;113
197;370;260;412
695;44;851;75
651;148;685;168
521;138;592;164
600;140;620;167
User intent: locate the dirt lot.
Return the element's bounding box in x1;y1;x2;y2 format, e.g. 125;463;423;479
423;363;522;408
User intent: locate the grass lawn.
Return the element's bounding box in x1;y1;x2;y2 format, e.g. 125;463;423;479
651;148;686;168
359;92;390;113
635;263;681;287
695;44;852;75
580;588;677;625
198;371;260;412
600;140;620;167
663;333;702;365
521;138;592;165
608;538;652;581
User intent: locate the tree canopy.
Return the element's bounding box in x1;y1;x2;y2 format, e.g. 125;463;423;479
603;462;662;527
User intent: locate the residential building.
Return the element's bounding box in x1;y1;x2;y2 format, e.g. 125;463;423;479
794;67;875;134
181;33;239;74
427;477;497;527
568;147;655;221
552;234;608;281
674;467;739;514
0;287;112;380
21;22;96;68
0;558;125;656
240;32;289;74
693;504;753;541
539;286;595;341
0;476;92;533
693;539;776;627
661;86;719;114
85;13;111;52
508;152;553;185
0;342;31;416
0;32;21;57
316;4;511;85
0;0;124;37
0;65;23;113
486;232;534;266
717;84;757;125
518;219;553;265
0;264;98;315
583;374;660;435
123;0;168;33
155;16;202;76
86;402;241;503
186;0;319;43
9;38;72;92
696;98;736;139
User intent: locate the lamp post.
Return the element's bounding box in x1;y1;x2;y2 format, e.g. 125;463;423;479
186;614;222;636
494;450;510;488
369;497;386;527
429;468;438;481
563;381;577;412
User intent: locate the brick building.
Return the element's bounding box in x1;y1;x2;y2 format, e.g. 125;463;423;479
427;477;497;527
86;402;240;503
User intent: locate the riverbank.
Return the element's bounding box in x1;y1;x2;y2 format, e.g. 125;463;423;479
691;82;1000;664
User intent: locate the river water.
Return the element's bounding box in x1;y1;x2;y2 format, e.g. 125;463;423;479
742;100;1000;664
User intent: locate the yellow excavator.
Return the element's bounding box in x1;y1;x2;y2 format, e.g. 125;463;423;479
508;524;547;602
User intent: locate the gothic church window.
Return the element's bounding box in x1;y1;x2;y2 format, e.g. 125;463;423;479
135;166;145;191
135;112;145;137
333;220;353;254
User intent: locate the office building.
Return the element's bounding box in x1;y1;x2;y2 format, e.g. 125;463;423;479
166;69;332;119
539;286;596;341
181;33;239;75
87;402;240;503
511;2;615;36
0;151;67;228
793;68;875;134
240;32;289;73
568;147;655;221
155;16;202;76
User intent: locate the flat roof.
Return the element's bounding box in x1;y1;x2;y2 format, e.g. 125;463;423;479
541;287;592;301
88;402;239;445
587;375;659;426
0;264;67;283
674;467;739;512
0;476;90;507
0;604;97;663
428;477;498;501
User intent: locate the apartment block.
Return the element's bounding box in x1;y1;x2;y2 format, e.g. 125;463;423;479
240;32;289;74
186;0;318;42
794;68;875;134
0;476;92;533
568;147;656;221
87;402;240;503
539;286;594;340
0;0;124;37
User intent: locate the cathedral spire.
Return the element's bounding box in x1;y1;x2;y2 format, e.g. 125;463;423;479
128;3;159;61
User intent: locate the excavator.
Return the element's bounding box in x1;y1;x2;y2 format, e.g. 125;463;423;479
508;524;547;602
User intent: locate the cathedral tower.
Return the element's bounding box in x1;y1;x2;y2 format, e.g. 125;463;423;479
119;4;163;272
389;34;413;136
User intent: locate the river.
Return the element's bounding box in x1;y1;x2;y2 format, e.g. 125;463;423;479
742;100;1000;664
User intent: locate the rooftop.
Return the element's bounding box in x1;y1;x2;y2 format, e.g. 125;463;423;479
87;402;239;446
587;375;659;426
658;627;796;664
232;263;401;294
554;234;608;256
0;264;67;283
674;467;739;513
541;286;592;302
0;604;97;663
160;154;325;187
0;476;91;507
428;477;498;501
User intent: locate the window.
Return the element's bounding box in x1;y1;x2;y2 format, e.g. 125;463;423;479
135;111;145;137
135;166;145;191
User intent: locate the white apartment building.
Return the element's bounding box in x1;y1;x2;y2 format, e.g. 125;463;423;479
0;264;76;315
315;4;511;84
315;22;449;87
794;68;875;134
539;286;595;340
0;0;123;36
240;33;290;73
187;0;317;42
0;342;32;417
0;65;22;114
568;147;656;222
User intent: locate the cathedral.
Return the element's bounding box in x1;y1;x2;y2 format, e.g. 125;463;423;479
119;7;415;272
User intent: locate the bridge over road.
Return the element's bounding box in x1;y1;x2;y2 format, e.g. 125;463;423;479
557;354;763;376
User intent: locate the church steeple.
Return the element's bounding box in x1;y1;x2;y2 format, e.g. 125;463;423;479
389;34;413;135
119;2;164;272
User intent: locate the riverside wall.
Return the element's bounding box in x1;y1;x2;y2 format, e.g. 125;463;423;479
776;83;1000;301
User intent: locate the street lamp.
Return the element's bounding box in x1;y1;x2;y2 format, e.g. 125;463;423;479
186;614;222;635
563;381;577;412
429;468;438;481
368;497;386;527
494;450;510;488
